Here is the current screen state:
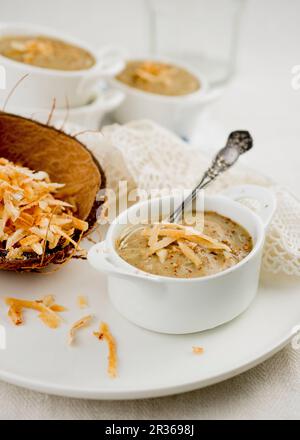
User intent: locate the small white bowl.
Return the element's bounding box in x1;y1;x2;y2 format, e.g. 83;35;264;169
0;22;125;109
7;88;124;130
88;185;277;335
110;56;210;138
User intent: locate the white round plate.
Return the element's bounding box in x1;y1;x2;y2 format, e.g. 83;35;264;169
0;253;299;400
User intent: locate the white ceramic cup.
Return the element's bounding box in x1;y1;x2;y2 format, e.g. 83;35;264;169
109;55;214;138
88;185;277;335
0;23;125;109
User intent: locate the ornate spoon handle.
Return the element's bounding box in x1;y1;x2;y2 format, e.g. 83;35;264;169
168;131;253;224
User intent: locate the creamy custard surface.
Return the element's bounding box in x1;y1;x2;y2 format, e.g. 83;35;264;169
0;35;95;71
116;60;201;96
116;211;253;279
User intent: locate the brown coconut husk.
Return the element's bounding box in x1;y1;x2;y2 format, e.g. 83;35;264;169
0;111;106;271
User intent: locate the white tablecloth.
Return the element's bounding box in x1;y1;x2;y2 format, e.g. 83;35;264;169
0;346;299;420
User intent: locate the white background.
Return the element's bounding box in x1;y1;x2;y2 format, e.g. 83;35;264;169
0;0;300;420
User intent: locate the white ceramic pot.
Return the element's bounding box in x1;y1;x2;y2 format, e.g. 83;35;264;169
109;56;212;138
7;88;124;130
88;185;277;335
0;22;125;109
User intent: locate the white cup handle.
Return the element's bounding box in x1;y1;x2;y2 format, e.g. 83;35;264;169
96;46;125;77
97;88;125;111
88;241;161;283
221;184;277;229
76;46;125;99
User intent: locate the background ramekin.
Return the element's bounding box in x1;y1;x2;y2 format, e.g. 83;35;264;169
109;55;212;137
88;185;277;334
0;22;125;109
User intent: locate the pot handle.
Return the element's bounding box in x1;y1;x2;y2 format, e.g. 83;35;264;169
97;88;125;112
77;46;125;98
95;46;125;77
88;241;162;283
221;184;277;229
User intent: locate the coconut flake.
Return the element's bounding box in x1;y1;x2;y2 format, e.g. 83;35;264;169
0;158;88;260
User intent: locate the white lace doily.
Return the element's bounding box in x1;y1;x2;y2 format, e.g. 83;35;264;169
77;119;300;277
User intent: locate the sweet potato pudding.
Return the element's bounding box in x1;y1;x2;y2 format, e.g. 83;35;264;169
116;60;200;96
0;35;95;71
116;212;253;278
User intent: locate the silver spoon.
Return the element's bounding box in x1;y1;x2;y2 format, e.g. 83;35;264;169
167;130;253;224
119;130;253;245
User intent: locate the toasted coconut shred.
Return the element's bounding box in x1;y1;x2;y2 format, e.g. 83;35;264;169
135;61;176;86
192;346;204;355
0;158;88;261
94;322;117;379
9;38;54;64
6;295;66;328
77;295;88;309
69;315;92;345
142;222;230;268
8;303;23;326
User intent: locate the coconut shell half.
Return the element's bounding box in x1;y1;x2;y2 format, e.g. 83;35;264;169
0;112;106;271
